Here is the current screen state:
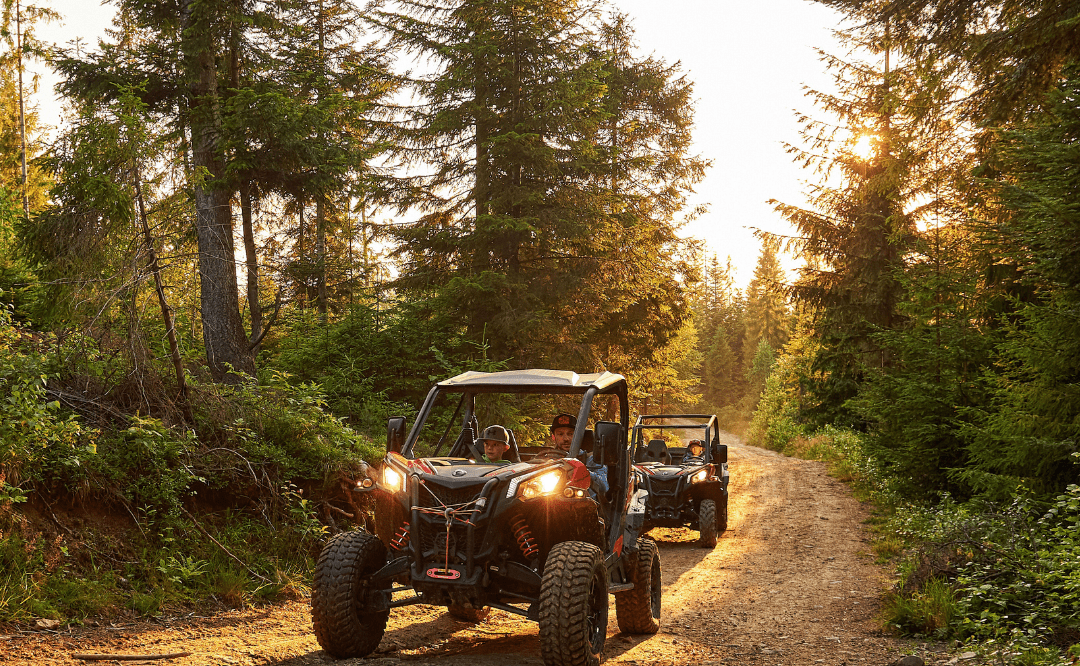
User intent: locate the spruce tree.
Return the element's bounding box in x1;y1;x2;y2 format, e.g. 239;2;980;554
375;1;703;369
961;76;1080;496
742;237;791;368
0;0;53;317
774;26;931;427
1;0;55;209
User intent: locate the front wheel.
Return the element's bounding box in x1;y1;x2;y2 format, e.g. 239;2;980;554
615;537;661;634
698;499;718;548
311;530;390;658
539;541;608;666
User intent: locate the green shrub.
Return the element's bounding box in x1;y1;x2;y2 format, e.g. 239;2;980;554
0;304;92;489
882;480;1080;661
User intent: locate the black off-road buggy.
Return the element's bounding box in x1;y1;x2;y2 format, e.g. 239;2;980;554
631;414;730;547
310;370;661;666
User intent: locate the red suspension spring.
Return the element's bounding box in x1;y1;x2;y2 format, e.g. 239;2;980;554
510;514;539;558
390;521;410;551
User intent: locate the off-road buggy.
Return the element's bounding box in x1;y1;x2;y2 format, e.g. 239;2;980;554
310;370;661;666
630;414;730;547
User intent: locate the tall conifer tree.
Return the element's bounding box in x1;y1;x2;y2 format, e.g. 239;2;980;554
774;28;921;426
743;237;790;367
375;2;704;369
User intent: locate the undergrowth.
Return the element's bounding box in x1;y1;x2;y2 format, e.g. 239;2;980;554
0;306;381;624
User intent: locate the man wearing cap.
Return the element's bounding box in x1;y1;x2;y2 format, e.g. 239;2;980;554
549;413;577;454
479;425;512;463
548;413;608;496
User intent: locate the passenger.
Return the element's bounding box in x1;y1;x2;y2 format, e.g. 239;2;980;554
548;413;608;496
683;439;706;465
479;425;511;463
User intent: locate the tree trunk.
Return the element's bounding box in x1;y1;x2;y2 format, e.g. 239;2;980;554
180;0;255;380
316;194;327;321
134;163;191;420
240;181;263;348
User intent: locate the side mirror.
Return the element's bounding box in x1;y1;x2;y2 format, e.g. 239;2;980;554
387;417;406;454
593;421;624;466
712;443;728;464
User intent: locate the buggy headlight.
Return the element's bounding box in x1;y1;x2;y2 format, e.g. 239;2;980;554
382;467;404;493
690;469;708;483
519;471;562;499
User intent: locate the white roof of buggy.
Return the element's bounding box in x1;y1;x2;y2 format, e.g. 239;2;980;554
439;369;625;392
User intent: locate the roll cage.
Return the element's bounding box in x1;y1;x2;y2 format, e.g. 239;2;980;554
400;369;630;461
630;414;723;465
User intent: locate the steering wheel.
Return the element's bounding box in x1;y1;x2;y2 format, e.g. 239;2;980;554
531;447;566;460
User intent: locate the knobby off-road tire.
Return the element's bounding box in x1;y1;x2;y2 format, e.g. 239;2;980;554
448;604;491;622
717;490;729;533
614;537;661;634
698;499;718;547
539;541;609;666
311;530;390;658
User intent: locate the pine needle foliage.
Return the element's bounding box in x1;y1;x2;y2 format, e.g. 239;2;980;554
960;76;1080;497
373;0;704;370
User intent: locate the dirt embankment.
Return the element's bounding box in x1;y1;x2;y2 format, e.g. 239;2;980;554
2;436;945;666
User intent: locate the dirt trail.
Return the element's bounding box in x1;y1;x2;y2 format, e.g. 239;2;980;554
1;436;936;666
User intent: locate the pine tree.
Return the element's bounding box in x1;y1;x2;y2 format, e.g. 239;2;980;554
51;0;255;378
702;324;736;408
743;237;791;367
251;0;395;321
775;26;938;427
0;0;54;317
376;2;704;369
960;76;1080;496
814;0;1080;124
694;254;747;409
0;0;54;212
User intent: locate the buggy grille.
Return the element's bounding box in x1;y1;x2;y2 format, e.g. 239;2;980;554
413;480;487;566
648;477;681;496
417;482;485;509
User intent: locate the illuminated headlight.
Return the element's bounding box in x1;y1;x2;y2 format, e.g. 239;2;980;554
382;467;404;493
519;471;562;499
690;469;708;484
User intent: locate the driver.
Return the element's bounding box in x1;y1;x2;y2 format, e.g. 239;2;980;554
683;439;706;465
549;413;576;454
548;413;608;496
480;425;511;463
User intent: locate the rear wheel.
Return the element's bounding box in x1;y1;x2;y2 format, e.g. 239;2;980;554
614;537;661;634
698;499;718;548
539;541;608;666
717;490;729;533
448;604;491;622
311;530;390;658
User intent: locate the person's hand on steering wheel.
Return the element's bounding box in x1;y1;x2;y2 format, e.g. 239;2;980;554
531;447;565;460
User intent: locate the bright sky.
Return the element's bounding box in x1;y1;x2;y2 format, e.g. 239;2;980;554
27;0;845;289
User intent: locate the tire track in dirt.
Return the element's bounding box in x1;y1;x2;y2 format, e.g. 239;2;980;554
0;436;916;666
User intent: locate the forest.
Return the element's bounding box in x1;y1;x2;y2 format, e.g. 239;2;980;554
1;0;1078;664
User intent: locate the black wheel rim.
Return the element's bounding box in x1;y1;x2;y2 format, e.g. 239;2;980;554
586;569;608;652
650;553;662;619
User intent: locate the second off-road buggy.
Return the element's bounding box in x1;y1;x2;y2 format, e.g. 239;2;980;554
310;370;661;666
631;414;730;547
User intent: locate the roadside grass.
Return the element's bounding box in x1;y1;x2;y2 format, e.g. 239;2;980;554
0;504;341;623
883;576;955;638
